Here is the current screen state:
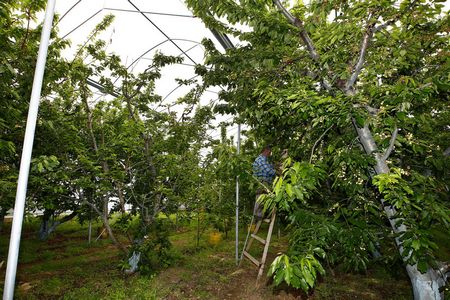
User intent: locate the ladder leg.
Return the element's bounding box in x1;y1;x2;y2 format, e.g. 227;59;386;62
245;219;262;251
257;210;276;279
239;217;261;267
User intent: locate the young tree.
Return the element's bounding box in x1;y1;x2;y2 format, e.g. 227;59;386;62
61;16;214;261
186;0;449;298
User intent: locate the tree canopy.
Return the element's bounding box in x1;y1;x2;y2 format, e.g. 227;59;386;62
186;0;449;298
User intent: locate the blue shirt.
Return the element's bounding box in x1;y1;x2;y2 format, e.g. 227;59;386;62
253;154;275;183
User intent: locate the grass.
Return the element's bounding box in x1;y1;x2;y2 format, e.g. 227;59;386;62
0;216;420;299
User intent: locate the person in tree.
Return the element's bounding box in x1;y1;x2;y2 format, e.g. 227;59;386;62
252;145;276;219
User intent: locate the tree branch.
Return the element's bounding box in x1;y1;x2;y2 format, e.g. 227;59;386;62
57;211;78;224
382;127;398;161
80;85;99;152
246;171;271;194
273;0;332;91
345;12;376;94
373;19;396;34
85;200;128;253
345;1;419;93
353;104;380;116
310;125;334;163
444;147;450;157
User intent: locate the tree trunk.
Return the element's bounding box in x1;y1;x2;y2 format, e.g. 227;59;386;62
101;211;127;253
0;207;7;233
355;124;445;299
87;201;127;253
38;210;53;240
38;210;78;240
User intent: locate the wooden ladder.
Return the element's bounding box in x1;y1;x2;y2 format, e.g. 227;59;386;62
239;209;276;280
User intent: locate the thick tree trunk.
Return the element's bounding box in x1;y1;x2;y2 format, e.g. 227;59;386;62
38;210;78;240
355;124;445;299
38;209;53;240
0;207;7;233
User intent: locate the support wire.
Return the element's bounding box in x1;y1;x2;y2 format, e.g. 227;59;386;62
127;0;198;65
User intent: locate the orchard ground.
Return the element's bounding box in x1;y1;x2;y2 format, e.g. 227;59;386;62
0;215;447;299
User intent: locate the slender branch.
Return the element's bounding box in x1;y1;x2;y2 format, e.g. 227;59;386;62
85;201;102;221
273;0;296;24
309;125;334;163
373;19;396;33
372;0;420;35
20;7;32;50
85;200;127;253
272;0;318;61
345;24;374;93
345;16;398;93
57;211;78;224
382;127;398;161
353;104;380;116
345;1;420;93
246;171;271;193
444;147;450;157
273;0;332;91
80;85;99;152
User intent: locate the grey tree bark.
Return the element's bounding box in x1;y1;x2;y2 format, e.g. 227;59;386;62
38;210;77;240
355;124;446;299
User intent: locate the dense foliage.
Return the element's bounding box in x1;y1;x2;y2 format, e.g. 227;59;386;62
186;0;449;296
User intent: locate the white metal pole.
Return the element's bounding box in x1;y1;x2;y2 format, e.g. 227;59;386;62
3;1;56;299
88;208;92;244
235;123;241;265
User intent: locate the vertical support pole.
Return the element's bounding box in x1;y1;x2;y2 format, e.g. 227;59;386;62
209;27;238;263
3;1;56;299
88;208;92;244
88;220;92;244
235;123;241;265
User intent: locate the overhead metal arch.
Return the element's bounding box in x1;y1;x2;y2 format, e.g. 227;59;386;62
128;38;204;70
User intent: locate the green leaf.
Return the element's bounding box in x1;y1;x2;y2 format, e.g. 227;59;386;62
302;269;315;288
286;183;293;197
417;260;428;273
411;240;420;250
355;115;365;127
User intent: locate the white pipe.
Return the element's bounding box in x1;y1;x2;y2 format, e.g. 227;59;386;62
3;1;56;299
235;123;241;265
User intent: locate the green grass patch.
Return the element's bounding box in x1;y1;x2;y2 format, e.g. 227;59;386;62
0;216;422;299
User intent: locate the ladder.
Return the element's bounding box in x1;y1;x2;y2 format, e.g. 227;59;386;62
239;209;276;280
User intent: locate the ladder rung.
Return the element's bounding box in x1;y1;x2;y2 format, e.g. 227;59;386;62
251;234;266;245
263;218;271;223
243;251;260;267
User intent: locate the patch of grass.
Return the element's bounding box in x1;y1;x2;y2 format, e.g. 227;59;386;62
63;286;100;300
313;269;412;300
0;216;417;299
63;245;87;256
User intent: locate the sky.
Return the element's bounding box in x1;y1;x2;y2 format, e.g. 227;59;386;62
52;0;240;141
